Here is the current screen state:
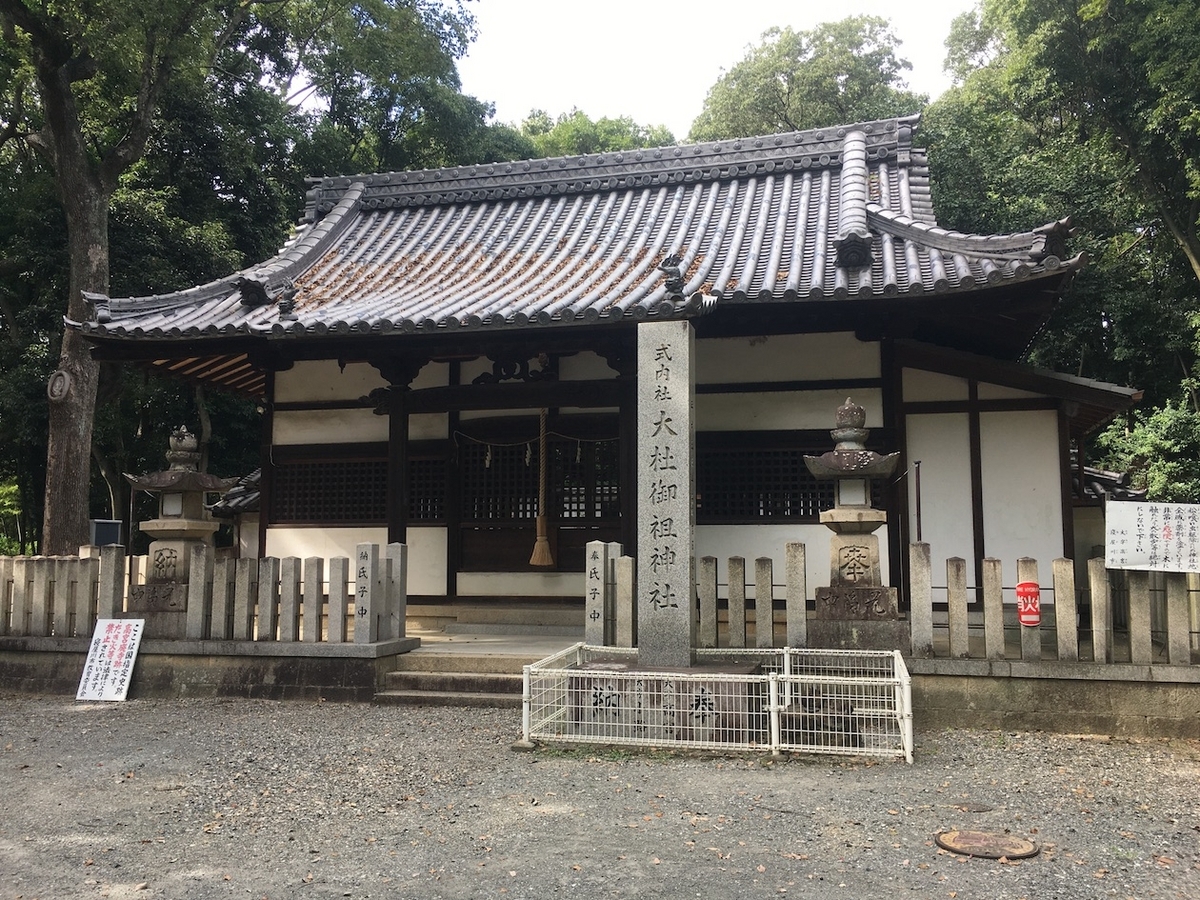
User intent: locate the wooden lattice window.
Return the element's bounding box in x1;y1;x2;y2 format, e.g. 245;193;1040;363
271;460;387;523
697;446;885;523
459;435;620;524
552;439;620;520
697;448;825;521
408;458;447;521
460;442;539;522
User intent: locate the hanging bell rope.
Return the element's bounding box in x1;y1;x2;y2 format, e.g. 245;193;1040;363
529;408;554;567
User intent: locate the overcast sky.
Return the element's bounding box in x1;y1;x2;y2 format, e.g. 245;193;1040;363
456;0;978;139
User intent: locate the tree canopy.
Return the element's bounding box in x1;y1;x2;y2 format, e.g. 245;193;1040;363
688;16;927;141
925;0;1200;499
519;109;673;157
0;0;516;552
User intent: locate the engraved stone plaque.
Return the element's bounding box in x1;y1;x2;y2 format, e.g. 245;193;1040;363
127;582;188;613
812;585;899;621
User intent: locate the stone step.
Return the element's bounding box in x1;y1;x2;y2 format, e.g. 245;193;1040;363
373;689;522;709
382;670;523;694
391;651;551;674
442;623;583;636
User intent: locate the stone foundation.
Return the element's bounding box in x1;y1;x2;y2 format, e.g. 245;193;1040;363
0;636;416;701
910;661;1200;739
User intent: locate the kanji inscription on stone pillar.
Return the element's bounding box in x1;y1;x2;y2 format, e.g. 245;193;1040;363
637;320;696;667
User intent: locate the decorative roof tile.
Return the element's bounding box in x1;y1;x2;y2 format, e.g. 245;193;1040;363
72;114;1085;344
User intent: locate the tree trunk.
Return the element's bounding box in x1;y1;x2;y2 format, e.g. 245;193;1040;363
91;444;129;523
42;184;108;555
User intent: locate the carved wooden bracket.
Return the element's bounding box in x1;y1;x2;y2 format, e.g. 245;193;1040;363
472;351;557;385
371;356;429;389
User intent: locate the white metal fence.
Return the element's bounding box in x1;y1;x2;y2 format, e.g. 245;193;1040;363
521;644;913;762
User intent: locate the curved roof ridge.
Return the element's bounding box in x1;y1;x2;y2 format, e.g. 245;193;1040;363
72;182;368;323
304;115;923;219
867;205;1078;264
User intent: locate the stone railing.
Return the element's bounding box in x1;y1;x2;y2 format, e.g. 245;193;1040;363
0;543;408;645
906;543;1198;665
585;540;1200;667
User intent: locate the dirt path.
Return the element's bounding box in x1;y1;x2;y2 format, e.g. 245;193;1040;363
2;693;1198;899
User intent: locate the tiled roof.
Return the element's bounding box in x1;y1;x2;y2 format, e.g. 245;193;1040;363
72;114;1084;348
1069;451;1147;504
210;468;260;519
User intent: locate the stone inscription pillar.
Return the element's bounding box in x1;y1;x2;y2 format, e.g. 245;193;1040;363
636;320;696;667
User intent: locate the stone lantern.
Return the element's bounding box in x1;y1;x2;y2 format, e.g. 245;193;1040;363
124;426;236;637
804;399;909;651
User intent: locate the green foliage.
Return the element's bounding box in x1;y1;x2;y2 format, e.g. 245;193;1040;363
0;0;509;544
924;79;1200;407
927;0;1200;499
520;109;673;157
688;16;927;142
980;0;1200;282
0;478;23;554
1094;401;1200;502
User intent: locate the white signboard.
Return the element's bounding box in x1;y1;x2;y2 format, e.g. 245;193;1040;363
76;619;145;701
1105;500;1200;573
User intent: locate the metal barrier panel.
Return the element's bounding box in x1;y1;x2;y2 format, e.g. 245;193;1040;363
526;645;912;761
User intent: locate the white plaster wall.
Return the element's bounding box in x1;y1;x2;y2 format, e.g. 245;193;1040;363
459;356;496;384
977;383;1041;401
457;572;584;597
412;361;450;389
1074;506;1106;563
458;407;620;424
459;408;532;422
275;360;385;403
903;369;969;402
979;409;1064;586
697;333;879;382
264;526;388;560
410;413;448;440
559;351;617;380
236;513;260;559
405;526;448;596
905;413;975;566
273;409;387;444
696;523;891;599
697;388;883;431
262;526;447;594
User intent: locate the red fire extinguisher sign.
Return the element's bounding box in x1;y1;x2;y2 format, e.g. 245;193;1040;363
1015;581;1041;627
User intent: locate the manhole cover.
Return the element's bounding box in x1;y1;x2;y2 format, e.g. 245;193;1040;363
935;830;1039;859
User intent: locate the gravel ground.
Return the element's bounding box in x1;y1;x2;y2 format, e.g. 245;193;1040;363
2;693;1198;900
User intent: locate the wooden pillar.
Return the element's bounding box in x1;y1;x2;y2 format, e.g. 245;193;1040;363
445;401;461;601
372;357;427;550
387;390;410;546
257;369;275;558
619;380;637;556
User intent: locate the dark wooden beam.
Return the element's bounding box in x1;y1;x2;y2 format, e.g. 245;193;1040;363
696;377;882;395
968;380;986;597
405;378;627;413
387;391;409;545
